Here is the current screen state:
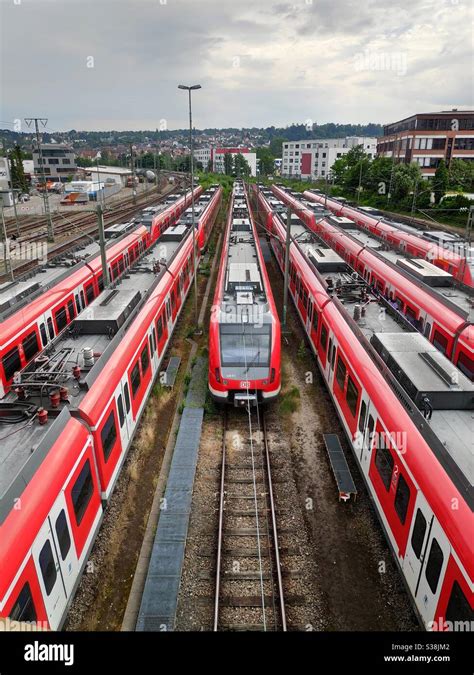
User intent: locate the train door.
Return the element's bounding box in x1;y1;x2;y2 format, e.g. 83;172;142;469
48;494;79;598
356;394;376;475
31;518;68;629
118;379;133;442
403;496;450;625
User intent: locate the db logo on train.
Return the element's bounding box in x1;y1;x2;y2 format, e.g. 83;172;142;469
240;381;250;389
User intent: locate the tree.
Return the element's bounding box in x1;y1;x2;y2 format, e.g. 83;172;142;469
224;153;233;175
233;153;251;177
433;159;449;203
8;145;29;192
269;137;286;157
206;159;213;173
256;147;275;175
448;159;474;191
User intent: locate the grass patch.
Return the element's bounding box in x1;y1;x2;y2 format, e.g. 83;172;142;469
279;385;301;415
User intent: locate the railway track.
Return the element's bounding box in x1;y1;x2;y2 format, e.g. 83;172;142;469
0;178;188;282
213;407;287;632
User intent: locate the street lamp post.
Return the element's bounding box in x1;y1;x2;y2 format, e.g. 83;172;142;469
178;83;201;330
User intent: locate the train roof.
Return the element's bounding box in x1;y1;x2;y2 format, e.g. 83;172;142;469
217;182;271;322
335;224;474;321
261;187;474;505
0;221;190;523
0;239;100;320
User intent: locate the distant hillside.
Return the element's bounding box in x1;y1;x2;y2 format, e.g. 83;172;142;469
0;121;383;151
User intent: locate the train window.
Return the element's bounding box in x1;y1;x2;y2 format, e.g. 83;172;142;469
75;294;81;314
152;328;157;351
47;317;54;340
40;323;48;348
394;473;410;524
55;306;67;332
331;343;336;369
71;459;94;526
320;324;328;351
171;288;176;311
118;258;124;275
2;346;21;381
39;540;57;596
433;330;448;356
67;299;75;321
410;508;427;559
117;395;125;427
124;383;131;413
141;345;150;374
312;308;319;332
22;332;39;361
328;339;333;366
101;410;117;462
131;362;141;398
456;351;473;381
446;581;474;624
374;445;394;491
98;274;104;292
425;538;444;594
149;334;154;357
55;510;71;560
220;325;271;367
335;357;346;390
166;299;171;322
367;415;375;449
80;291;85;309
346;376;359;417
358;400;367;432
85;284;94;305
157;315;164;341
9;582;37;622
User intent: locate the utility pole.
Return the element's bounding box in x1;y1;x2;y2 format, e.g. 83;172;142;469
178;83;202;330
25;117;54;242
1;204;14;281
282;205;291;329
96;157;105;208
96;204;110;288
129;144;137;205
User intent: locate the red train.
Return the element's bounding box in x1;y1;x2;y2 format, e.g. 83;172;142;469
0;187;219;630
253;185;473;630
271;186;473;381
303;191;473;288
208;181;281;406
0;187;203;399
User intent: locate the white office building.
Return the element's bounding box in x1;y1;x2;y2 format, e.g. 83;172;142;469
281;136;377;179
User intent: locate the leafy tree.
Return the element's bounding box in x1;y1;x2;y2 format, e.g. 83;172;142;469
256;147;275;175
448;159;474;191
8;145;29;192
269;137;286;157
433;159;449;203
224;153;233;175
233;153;251;177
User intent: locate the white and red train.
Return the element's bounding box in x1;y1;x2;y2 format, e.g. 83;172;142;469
0;187;203;399
270;185;473;382
253;184;473;630
0;187;220;630
303;191;473;288
208;181;281;406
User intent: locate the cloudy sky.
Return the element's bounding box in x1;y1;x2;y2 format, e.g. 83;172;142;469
0;0;472;132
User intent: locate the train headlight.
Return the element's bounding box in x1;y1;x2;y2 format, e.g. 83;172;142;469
270;368;276;384
215;368;221;383
223;379;228;385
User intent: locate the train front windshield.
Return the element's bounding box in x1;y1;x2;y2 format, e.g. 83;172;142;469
220;324;271;368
